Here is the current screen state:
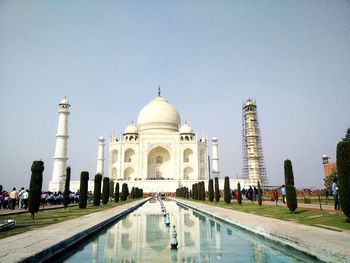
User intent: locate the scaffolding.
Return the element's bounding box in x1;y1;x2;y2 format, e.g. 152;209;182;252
241;99;268;186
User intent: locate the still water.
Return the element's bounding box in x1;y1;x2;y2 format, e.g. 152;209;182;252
62;200;321;263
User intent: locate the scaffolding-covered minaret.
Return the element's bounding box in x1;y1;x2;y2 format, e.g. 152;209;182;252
242;99;268;186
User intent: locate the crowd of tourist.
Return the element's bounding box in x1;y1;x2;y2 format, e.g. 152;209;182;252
0;187;91;210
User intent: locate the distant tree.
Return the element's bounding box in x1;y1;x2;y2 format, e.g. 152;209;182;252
337;140;350;219
109;179;115;198
63;166;71;210
324;171;337;190
257;181;263;207
102;177;110;205
79;171;89;208
224;177;230;204
284;160;297;213
214;177;220;202
342;128;350;142
93;174;102;206
28;160;44;219
114;182;119;202
208;179;214;202
237;182;242;205
121;183;129;201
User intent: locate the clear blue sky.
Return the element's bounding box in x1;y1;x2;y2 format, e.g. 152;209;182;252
0;1;349;190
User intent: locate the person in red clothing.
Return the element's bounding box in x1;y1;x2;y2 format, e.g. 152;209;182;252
273;189;279;206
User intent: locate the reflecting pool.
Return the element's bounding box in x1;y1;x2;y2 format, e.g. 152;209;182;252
61;200;321;263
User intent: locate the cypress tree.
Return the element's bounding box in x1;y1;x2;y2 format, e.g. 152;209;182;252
224;176;230;204
284;159;297;213
186;187;189;199
194;184;198;200
198;183;202;200
102;177;110;205
237;182;242;205
0;185;2;192
63;166;71;210
28;160;44;219
79;171;89;208
109;179;115;198
93;174;102;206
121;183;129;201
114;182;120;202
337;141;350;218
192;185;195;199
208;179;214;202
131;187;135;199
201;181;206;201
257;181;262;207
214;177;220;202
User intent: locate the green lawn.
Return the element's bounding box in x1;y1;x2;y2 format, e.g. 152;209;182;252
183;199;350;231
0;200;134;239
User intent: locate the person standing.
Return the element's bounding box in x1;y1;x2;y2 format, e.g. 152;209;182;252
22;189;29;210
18;187;25;209
9;188;18;210
281;185;286;204
332;178;340;210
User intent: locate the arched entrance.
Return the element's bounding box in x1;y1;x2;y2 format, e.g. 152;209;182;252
147;146;170;179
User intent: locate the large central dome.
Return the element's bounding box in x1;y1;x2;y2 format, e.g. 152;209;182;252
137;95;181;132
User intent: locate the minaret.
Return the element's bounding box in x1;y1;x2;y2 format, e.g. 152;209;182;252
211;137;220;178
96;135;105;175
242;99;267;185
51;97;70;192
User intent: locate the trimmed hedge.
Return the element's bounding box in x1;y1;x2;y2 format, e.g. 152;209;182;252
102;177;110;205
337;141;350;218
79;171;89;208
121;183;129;201
93;174;102;206
63;166;71;209
28;160;44;219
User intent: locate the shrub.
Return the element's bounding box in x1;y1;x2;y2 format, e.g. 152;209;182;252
93;174;102;206
79;171;89;208
28;160;44;219
114;182;119;202
208;179;214;202
304;197;311;204
337;141;350;218
237;182;242;205
224;177;230;204
214;177;220;202
63;166;71;210
257;181;262;206
102;177;110;205
284;159;297;213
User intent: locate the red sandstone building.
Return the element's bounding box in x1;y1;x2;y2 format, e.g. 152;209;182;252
322;154;337;177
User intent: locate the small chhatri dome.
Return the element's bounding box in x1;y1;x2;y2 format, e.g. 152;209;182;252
180;123;194;134
124;123;138;134
59;97;70;106
137;92;181;132
245;98;255;107
99;135;105;141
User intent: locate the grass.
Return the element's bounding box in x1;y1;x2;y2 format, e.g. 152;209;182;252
0;200;134;239
182;199;350;231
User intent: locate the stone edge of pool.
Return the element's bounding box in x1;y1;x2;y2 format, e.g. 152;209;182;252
171;197;350;263
0;198;150;263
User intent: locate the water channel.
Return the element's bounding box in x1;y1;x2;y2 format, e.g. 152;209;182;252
61;200;321;263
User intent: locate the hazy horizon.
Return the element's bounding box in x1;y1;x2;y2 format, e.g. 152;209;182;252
1;1;349;191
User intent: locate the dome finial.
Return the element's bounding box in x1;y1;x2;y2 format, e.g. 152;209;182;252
158;85;161;97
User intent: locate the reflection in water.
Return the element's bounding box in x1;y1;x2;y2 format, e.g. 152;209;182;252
64;200;321;263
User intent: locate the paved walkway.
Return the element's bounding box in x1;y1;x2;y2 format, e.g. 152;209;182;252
0;204;79;216
172;198;350;263
0;199;148;263
256;200;339;212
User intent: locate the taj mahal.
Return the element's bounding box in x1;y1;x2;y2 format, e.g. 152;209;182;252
49;89;256;193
